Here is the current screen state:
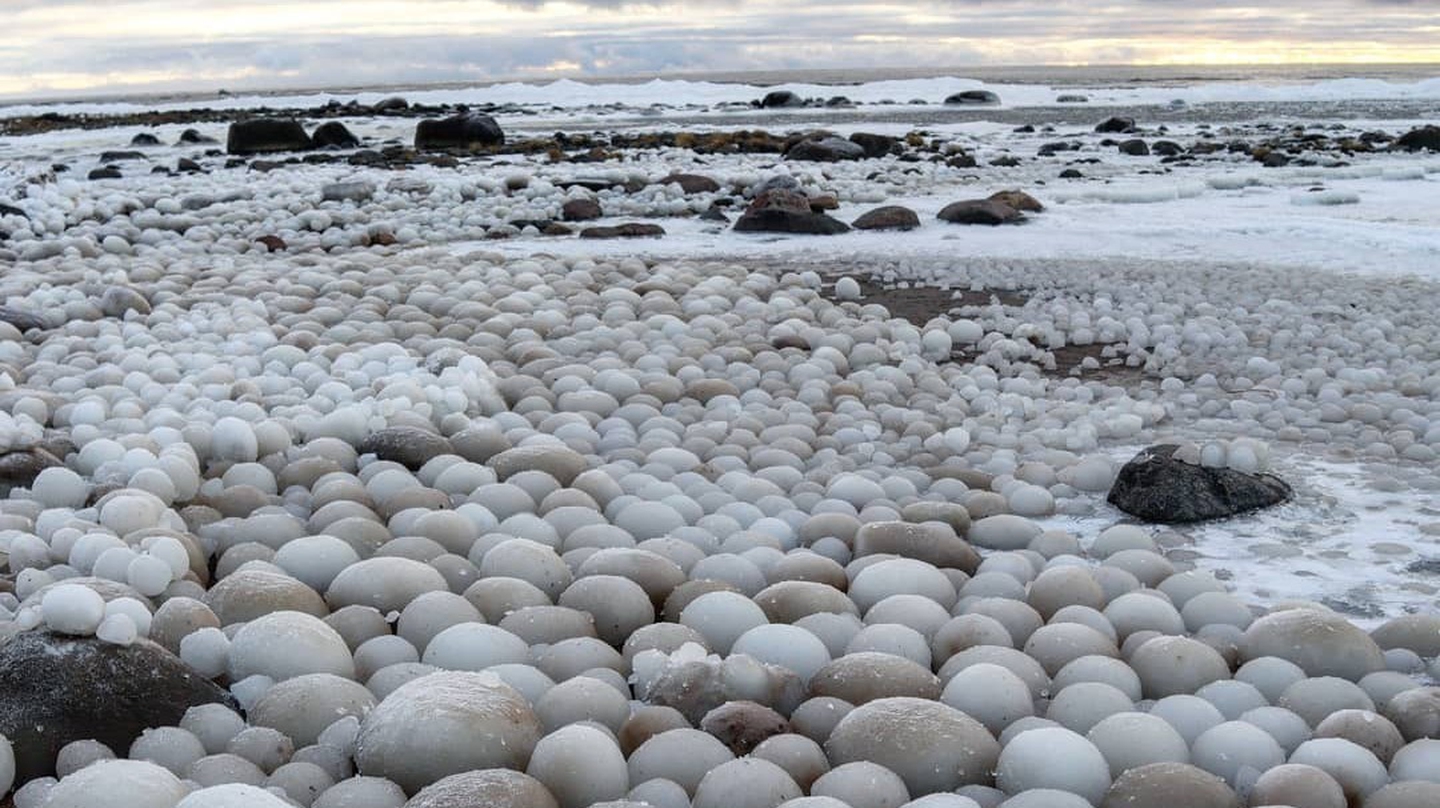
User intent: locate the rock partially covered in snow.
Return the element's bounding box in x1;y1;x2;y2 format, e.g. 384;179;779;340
0;631;235;783
355;671;542;794
1107;443;1291;523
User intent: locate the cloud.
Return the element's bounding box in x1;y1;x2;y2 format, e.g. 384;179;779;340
3;0;1439;98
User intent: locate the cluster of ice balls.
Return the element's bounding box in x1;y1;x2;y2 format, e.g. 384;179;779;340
0;243;1437;807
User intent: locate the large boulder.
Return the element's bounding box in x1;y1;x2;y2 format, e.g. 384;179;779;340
1394;125;1440;152
937;199;1023;225
312;121;361;149
852;206;920;231
414;112;504;150
785;136;866;162
0;630;236;782
759;90;804;108
226;118;312;155
734;189;849;235
358;426;454;470
1107;443;1291;523
944;90;1000;105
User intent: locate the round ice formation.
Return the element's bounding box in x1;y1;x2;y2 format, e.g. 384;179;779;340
355;671;542;793
228;611;355;681
997;727;1110;804
527;724;629;808
0;733;13;797
177;784;295;807
42;584;106;636
43;759;189;808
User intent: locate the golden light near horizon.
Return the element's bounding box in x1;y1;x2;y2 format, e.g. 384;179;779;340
2;0;1439;98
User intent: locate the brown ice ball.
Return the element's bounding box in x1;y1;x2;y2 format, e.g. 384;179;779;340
1129;636;1232;699
1240;608;1384;681
354;671;542;794
1026;567;1105;620
250;673;376;747
405;769;559;808
463;577;551;623
1248;763;1346;808
810;653;941;704
558;575;654;646
618;706;691;756
752;734;830;791
1279;678;1375;729
825;696;1000;794
1382;686;1440;741
1097;762;1238;808
1023;622;1119;677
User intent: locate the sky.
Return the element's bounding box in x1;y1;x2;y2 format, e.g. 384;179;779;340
4;0;1440;99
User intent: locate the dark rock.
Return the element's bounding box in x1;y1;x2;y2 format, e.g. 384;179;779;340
0;203;25;218
989;155;1021;168
541;222;573;236
227;118;311;155
129;133;161;147
852;205;920;231
1394;125;1440;151
0;630;236;782
256;235;287;252
373;96;410;112
0;448;62;490
751;175;801;196
1056;94;1089;103
312;121;361;149
733;189;850;235
849;132;898;158
0;305;47;331
1152;140;1184;157
1260;151;1290;167
1096;116;1137;134
808;194;839;211
358;426;455;470
415;112;504;150
1107;443;1291;523
944;90;1001;105
176;158;203;173
1118;139;1150;156
579;223;666;239
321;181;375;203
937;199;1023;225
1059;168;1084;179
824;96;853;108
87;166;121;180
655;173;720;194
699;206;730;223
785;136;866;162
100;286;151;318
988;190;1044;212
701;701;790;756
177;128;217;145
760;90;804;109
561;198;602;221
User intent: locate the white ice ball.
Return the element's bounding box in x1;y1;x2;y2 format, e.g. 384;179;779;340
996;727;1111;805
42;584;106;636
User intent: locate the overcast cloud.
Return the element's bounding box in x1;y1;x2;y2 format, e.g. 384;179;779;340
4;0;1438;98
